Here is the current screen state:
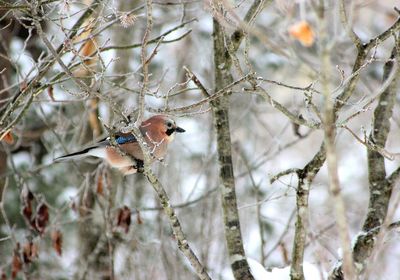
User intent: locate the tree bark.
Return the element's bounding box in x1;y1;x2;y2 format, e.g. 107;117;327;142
329;37;400;280
212;16;254;280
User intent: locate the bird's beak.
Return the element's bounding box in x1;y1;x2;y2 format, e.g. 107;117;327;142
175;126;185;133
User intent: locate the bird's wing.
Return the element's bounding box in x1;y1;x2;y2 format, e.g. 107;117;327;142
94;133;137;146
114;134;137;145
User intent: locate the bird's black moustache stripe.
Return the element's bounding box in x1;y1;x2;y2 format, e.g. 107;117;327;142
166;128;175;136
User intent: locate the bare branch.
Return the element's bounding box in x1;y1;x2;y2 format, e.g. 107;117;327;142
329;31;400;280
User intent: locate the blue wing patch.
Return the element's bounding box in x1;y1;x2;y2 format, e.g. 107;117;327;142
115;134;137;145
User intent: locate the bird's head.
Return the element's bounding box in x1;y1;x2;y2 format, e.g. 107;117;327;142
140;115;185;142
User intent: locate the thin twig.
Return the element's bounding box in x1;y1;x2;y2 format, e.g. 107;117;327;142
320;10;355;279
149;73;252;113
101;18;196;52
136;0;153;124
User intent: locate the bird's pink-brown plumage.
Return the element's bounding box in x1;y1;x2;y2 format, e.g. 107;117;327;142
55;115;185;175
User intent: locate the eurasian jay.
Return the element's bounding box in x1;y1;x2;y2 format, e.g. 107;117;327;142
55;115;185;175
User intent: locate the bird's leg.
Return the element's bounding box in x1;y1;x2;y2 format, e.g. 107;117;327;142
135;159;144;173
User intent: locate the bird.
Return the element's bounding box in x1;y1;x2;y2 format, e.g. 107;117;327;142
54;115;185;175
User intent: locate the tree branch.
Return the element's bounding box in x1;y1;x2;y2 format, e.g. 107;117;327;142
290;144;326;280
320;9;355;278
143;169;212;280
329;33;400;280
209;0;267;278
0;0;101;132
101;18;196;52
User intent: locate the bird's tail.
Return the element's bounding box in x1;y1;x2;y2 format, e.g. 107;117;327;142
54;147;93;162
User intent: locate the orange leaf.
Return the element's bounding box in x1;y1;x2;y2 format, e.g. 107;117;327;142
81;38;97;64
74;37;98;77
0;129;14;144
89;98;102;137
288;21;315;47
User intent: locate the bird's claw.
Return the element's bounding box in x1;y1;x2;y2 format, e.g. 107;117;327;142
135;159;144;173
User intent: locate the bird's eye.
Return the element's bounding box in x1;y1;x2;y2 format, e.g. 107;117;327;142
167;122;173;128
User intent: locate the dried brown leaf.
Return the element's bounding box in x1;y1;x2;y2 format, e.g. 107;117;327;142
136;210;143;225
70;200;77;212
35;203;49;234
19;80;27;92
21;187;35;225
51;230;63;256
96;172;103;195
22;204;33;223
47;86;55;101
22;241;38;264
11;249;22;279
117;206;131;233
